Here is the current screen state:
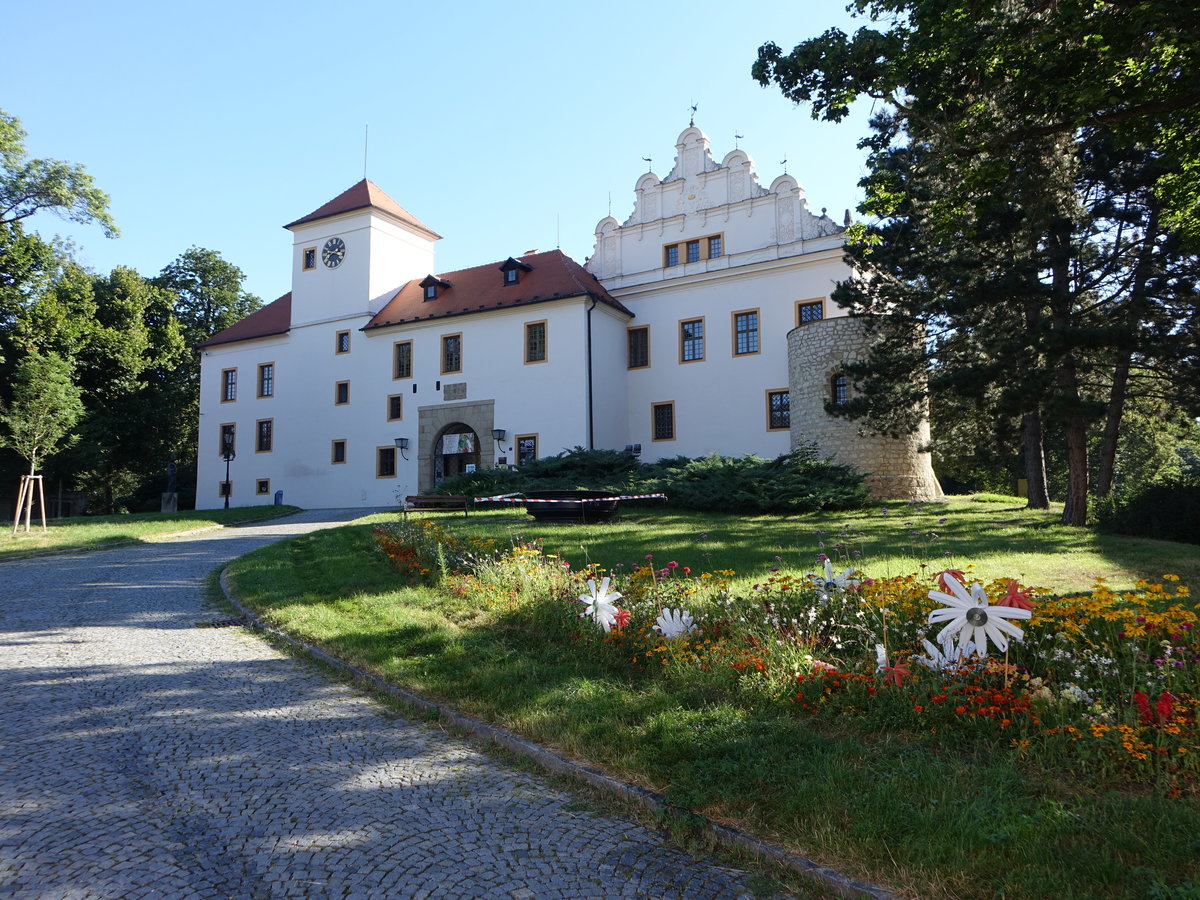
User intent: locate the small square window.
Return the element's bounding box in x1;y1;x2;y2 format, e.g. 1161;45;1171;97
797;300;824;325
664;245;679;267
303;248;316;270
652;402;675;441
708;236;723;258
387;394;403;421
686;240;700;263
424;284;438;300
256;479;271;495
335;381;350;405
377;446;397;478
504;267;519;285
335;331;350;353
331;440;347;464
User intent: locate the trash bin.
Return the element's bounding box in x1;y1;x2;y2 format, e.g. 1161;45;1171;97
274;489;284;506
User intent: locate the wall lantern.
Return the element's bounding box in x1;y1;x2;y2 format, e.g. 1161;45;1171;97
395;436;410;459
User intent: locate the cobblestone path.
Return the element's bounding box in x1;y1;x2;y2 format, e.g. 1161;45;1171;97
0;511;778;899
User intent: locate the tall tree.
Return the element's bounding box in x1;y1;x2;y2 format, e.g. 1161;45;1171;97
754;0;1200;524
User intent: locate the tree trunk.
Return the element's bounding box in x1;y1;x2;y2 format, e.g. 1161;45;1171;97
1048;218;1090;526
1095;356;1129;498
1096;206;1159;499
1021;411;1050;508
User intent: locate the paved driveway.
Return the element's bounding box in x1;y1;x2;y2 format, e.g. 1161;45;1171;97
0;511;777;899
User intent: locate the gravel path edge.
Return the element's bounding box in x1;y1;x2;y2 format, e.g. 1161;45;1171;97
218;568;900;900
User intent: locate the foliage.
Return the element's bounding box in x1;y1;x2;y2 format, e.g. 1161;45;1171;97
639;449;869;513
1096;480;1200;545
434;446;868;513
0;351;82;475
752;0;1200;526
0;109;117;236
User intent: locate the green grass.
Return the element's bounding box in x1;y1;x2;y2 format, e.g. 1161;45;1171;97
398;494;1200;594
0;505;303;558
225;502;1200;899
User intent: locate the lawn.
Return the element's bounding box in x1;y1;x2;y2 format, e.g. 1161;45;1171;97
0;505;302;558
224;497;1200;899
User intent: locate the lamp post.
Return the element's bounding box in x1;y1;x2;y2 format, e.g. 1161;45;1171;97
222;430;236;509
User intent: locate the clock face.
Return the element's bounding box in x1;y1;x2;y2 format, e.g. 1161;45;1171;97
322;237;346;268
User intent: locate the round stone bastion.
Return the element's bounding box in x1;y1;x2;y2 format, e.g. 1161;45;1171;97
787;316;942;501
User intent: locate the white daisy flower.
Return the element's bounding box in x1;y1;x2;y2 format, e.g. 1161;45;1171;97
927;574;1031;657
579;577;622;632
655;608;696;640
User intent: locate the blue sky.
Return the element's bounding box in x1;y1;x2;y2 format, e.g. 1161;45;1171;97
6;0;876;302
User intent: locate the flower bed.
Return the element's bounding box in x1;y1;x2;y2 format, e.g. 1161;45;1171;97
372;518;1198;790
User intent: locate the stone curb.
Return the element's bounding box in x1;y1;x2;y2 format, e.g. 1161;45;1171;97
218;568;900;900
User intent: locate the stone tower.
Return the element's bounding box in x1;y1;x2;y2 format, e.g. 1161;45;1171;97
788;317;942;500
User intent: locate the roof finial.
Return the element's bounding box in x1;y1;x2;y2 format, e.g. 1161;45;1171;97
780;156;788;175
363;122;369;180
734;132;744;150
642;155;652;172
689;102;698;126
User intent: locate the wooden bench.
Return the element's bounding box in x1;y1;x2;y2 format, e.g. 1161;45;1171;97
403;494;470;517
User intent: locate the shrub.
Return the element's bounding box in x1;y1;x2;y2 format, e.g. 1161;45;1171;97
432;445;867;514
1096;479;1200;545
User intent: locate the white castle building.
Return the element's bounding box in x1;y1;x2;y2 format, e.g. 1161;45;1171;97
196;126;940;509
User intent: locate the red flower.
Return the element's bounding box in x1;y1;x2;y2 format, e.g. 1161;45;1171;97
881;662;910;686
937;569;967;591
613;608;631;631
996;578;1035;611
1155;690;1177;724
1133;690;1153;724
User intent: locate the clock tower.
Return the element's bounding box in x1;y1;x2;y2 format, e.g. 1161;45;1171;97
284;180;440;327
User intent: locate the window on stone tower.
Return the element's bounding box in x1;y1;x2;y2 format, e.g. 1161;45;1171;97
832;375;850;405
733;310;759;356
766;390;790;430
303;248;316;270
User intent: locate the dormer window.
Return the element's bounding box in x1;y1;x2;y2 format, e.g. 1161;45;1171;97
499;256;533;286
419;274;450;301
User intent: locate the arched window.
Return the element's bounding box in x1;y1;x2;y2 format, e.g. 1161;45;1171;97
831;374;849;405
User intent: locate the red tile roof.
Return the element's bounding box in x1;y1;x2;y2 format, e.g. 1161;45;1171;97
284;180;440;238
198;293;291;348
364;250;632;330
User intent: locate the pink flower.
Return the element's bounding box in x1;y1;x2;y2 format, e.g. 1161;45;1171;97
613;608;631;631
996;578;1035;611
668;560;679;569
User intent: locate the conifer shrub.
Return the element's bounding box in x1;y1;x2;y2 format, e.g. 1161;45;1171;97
431;445;868;513
1096;478;1200;545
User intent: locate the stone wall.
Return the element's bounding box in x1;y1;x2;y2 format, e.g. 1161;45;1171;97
787;317;942;501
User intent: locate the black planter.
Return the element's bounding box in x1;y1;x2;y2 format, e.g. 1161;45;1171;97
523;490;621;524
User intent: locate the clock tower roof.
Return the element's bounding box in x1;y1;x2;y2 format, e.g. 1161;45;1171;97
284;179;441;239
